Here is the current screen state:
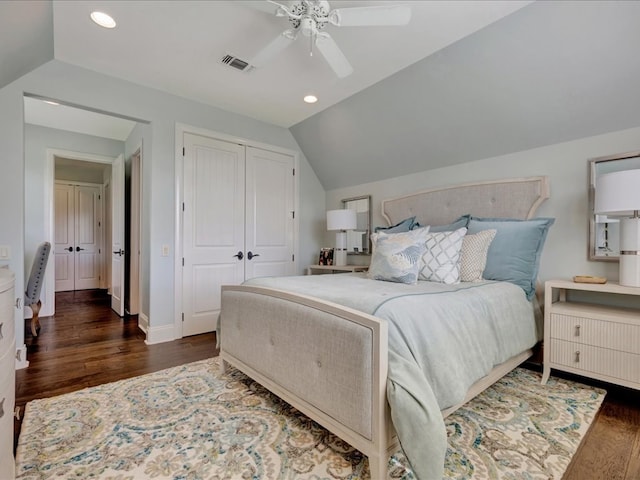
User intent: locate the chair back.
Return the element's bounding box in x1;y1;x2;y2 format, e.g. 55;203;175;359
25;242;51;305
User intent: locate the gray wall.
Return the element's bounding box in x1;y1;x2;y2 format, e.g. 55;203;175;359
326;125;640;285
1;59;325;351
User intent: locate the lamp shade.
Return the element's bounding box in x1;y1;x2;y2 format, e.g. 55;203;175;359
326;209;357;231
595;169;640;216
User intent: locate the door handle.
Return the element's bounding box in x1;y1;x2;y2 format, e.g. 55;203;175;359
247;251;260;260
76;246;85;252
66;247;73;252
233;251;244;260
113;249;125;256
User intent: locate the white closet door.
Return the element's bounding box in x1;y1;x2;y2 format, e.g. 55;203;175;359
54;184;75;292
245;147;295;279
183;134;245;337
74;185;101;290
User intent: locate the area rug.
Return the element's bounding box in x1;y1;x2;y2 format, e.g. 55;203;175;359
15;357;605;480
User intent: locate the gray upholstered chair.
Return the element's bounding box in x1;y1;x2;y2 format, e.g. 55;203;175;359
25;242;51;336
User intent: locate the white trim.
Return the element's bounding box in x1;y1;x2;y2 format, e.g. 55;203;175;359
174;123;300;340
15;344;29;370
138;311;149;334
43;149;117;317
144;323;174;345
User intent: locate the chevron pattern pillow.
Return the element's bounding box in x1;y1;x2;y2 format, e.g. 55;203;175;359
419;227;467;284
460;229;497;282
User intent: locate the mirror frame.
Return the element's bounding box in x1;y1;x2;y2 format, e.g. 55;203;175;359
342;194;372;256
589;150;640;261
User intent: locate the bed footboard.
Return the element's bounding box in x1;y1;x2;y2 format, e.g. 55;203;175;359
219;285;390;479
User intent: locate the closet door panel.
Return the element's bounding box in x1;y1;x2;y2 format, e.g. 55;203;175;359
54;184;75;292
245;147;295;280
74;186;100;290
183;134;245;336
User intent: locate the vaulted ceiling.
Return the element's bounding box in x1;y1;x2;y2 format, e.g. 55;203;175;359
4;1;640;190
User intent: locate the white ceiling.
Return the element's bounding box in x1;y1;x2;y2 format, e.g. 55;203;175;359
50;0;531;128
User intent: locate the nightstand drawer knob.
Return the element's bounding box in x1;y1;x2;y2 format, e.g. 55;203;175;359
574;325;581;336
574;351;581;363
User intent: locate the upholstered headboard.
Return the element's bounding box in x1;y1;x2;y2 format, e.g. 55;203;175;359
381;176;549;227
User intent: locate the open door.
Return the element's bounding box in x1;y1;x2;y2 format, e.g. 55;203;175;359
111;154;125;316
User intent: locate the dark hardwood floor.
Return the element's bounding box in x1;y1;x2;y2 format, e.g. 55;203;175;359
14;289;640;479
14;289;217;450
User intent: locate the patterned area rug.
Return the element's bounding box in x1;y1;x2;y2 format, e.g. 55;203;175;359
15;357;605;480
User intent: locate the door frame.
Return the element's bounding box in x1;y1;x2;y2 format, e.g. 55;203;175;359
44;149;116;316
174;123;300;340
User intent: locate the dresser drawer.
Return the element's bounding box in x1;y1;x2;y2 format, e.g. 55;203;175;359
0;282;15;355
549;312;640;354
550;339;640;384
0;342;16;480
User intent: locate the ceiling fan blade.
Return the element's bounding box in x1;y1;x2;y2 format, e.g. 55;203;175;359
315;33;353;78
329;5;412;27
249;30;297;68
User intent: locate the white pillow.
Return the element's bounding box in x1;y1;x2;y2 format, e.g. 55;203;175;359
419;227;467;284
460;229;497;282
368;227;430;284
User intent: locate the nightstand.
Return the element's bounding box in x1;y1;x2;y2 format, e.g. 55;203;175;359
542;279;640;390
306;265;369;275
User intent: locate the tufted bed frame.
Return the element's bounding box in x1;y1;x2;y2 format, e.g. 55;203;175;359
219;176;550;479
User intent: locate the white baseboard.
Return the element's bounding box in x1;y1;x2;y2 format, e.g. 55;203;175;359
15;344;29;370
144;323;175;345
138;312;149;334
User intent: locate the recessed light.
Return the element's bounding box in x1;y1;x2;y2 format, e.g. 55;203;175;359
303;95;318;104
90;11;116;29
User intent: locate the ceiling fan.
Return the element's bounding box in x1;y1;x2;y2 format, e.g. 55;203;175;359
249;1;412;78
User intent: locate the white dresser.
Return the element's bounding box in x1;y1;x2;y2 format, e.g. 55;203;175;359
0;269;15;479
542;279;640;390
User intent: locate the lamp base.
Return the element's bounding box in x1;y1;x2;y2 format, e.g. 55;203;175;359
334;231;347;266
619;217;640;287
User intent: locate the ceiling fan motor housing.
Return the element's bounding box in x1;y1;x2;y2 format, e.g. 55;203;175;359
288;0;331;33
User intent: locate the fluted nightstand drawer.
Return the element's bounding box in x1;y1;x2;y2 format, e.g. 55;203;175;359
550;339;640;384
549;312;640;354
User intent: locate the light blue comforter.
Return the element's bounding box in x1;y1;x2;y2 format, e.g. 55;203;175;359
244;274;538;480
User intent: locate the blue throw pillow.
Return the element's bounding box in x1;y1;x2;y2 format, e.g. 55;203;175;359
467;217;555;300
375;216;417;234
428;214;471;233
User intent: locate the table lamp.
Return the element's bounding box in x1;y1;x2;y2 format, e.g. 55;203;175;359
595;169;640;287
326;209;357;266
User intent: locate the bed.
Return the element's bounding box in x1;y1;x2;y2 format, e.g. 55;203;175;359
218;176;551;479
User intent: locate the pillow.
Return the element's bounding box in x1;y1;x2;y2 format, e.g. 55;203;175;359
428;214;471;233
467;217;555;299
418;227;467;284
368;227;430;284
459;229;497;282
374;216;417;234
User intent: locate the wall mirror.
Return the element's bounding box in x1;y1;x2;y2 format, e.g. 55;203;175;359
342;195;372;255
589;151;640;261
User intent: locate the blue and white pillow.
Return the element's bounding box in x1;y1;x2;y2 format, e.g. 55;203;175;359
419;227;467;284
368;227;430;284
374;216;418;234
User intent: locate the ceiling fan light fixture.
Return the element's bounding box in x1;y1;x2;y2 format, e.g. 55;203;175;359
90;11;116;29
303;95;318;104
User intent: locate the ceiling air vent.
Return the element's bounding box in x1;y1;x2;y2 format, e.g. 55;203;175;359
220;54;253;72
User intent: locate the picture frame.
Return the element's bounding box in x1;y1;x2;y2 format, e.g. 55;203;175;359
318;247;334;266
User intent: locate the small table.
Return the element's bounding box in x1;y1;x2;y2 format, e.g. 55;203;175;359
542;279;640;390
306;265;369;275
